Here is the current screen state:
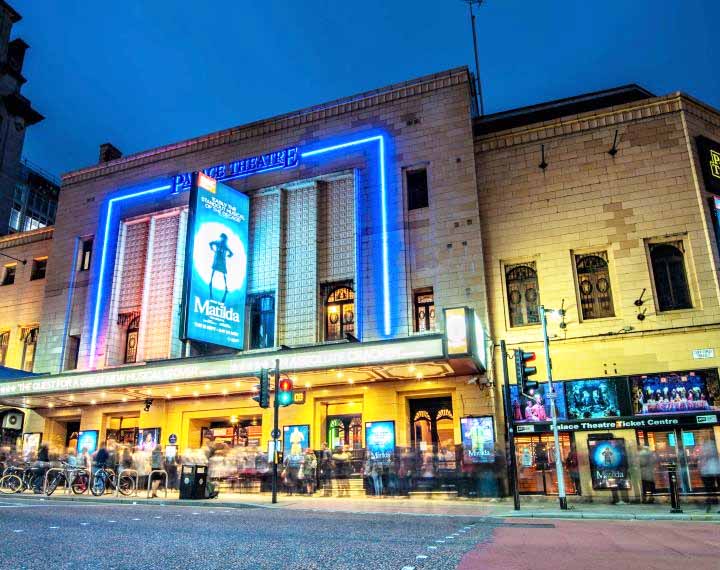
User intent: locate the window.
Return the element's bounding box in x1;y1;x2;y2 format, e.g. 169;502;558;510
2;264;16;286
124;317;139;364
575;252;614;319
414;288;436;332
8;208;21;232
30;257;47;280
21;327;38;373
649;242;692;311
505;263;540;327
65;335;80;371
0;331;9;365
324;284;355;341
249;293;275;349
406;168;429;210
80;238;93;271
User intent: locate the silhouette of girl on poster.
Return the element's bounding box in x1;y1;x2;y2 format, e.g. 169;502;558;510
209;233;234;302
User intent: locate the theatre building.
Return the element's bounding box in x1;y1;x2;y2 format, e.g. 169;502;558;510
0;68;495;496
477;85;720;502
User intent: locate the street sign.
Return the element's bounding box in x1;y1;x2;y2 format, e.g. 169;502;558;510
692;348;715;360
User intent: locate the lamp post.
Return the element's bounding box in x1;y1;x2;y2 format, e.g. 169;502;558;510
539;305;568;510
463;0;485;115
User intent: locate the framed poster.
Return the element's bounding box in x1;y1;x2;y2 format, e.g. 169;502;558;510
76;430;99;454
460;416;495;464
283;425;309;459
587;437;631;490
365;421;395;464
137;428;161;451
182;172;250;349
630;370;719;415
510;383;567;422
22;432;42;456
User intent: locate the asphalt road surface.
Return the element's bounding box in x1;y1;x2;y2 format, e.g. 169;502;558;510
0;499;492;570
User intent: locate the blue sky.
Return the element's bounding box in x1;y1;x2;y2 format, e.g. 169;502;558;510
15;0;720;178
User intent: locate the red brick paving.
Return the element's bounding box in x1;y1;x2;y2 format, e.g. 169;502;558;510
459;519;720;570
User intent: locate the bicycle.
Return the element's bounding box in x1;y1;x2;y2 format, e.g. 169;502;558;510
45;462;90;496
91;466;135;496
0;464;35;494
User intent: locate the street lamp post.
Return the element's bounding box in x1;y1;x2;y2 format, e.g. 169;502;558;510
463;0;485;115
539;305;568;510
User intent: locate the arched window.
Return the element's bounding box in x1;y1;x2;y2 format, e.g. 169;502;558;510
249;293;275;349
124;316;140;364
505;263;540;327
650;243;692;311
575;252;614;319
325;285;355;341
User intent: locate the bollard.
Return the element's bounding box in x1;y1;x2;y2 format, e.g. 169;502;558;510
667;462;683;514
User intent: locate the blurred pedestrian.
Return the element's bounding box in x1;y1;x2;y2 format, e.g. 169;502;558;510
699;439;720;513
332;445;352;497
638;446;656;504
302;449;317;495
150;444;164;497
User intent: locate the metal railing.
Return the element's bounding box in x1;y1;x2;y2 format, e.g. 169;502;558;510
147;469;168;499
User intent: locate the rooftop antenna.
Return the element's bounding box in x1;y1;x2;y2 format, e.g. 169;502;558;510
463;0;485;115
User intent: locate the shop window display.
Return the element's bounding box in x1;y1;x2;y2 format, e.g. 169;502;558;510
565;378;626;419
631;370;719;415
515;433;578;495
510;383;567;422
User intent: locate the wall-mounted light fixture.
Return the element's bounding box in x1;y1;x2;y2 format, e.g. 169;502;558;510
608;129;619;157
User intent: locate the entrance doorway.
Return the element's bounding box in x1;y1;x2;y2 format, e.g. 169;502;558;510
515;433;578;495
409;397;454;452
637;427;717;494
326;415;362;451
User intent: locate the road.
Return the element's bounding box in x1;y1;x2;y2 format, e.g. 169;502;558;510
0;499;490;570
1;499;719;570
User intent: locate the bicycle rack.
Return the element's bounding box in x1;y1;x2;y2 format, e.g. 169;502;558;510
147;469;168;499
115;469;139;497
43;467;66;495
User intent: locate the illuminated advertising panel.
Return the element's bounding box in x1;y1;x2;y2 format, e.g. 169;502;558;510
365;421;395;465
77;430;99;454
510;383;567;422
565;378;628;419
630;370;719;415
696;136;720;195
183;172;250;349
460;416;494;464
283;425;309;460
587;437;631;490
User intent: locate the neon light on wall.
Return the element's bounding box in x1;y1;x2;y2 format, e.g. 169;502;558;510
301;135;391;336
87;183;173;368
87;133;394;368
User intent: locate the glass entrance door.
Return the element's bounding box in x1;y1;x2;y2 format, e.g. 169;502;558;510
637;428;717;494
327;415;362;451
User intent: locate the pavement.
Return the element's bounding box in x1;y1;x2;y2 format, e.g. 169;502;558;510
6;490;720;522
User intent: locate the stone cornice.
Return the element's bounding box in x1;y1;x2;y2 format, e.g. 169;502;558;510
474;93;720;152
63;67;472;187
0;227;53;250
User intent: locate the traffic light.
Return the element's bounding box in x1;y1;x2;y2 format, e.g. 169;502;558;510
515;348;538;394
277;375;294;407
252;368;270;408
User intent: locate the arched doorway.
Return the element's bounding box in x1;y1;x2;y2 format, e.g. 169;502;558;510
409;397;455;452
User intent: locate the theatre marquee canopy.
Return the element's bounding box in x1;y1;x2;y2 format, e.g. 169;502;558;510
0;333;483;402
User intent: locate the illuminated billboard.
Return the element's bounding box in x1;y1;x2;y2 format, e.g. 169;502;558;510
365;421;395;465
182;172;250;349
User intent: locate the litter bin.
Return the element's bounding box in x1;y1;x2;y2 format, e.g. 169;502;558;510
179;464;208;500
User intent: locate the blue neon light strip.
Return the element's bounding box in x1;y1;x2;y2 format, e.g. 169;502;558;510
88;184;172;368
301;135;391;336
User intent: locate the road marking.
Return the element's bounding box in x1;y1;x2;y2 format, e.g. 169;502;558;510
445;536;455;539
401;567;415;570
49;526;59;529
192;512;200;515
153;516;161;519
108;520;116;523
13;529;23;533
416;555;429;560
435;539;445;543
132;518;141;521
427;546;438;550
80;522;89;526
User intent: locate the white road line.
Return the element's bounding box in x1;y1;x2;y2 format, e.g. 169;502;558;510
435;539;445;543
416;555;429;560
153;516;161;519
108;520;116;523
401;566;415;570
80;522;89;526
427;546;438;550
13;529;23;533
49;526;59;529
131;518;140;521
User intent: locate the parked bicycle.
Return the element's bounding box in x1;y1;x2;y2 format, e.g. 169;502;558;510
91;466;135;496
45;462;90;496
0;464;35;494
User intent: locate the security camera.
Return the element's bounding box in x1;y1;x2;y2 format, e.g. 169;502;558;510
143;398;153;412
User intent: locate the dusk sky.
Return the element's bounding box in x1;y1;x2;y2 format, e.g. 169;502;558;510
15;0;720;178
